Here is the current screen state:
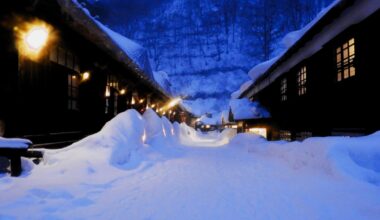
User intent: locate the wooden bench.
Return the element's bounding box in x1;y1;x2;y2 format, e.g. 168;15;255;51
0;138;43;177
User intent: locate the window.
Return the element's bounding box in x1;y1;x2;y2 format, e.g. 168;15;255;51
296;131;312;141
336;38;355;81
105;74;120;115
297;66;307;96
280;78;287;101
279;130;292;141
68;74;79;110
49;47;80;73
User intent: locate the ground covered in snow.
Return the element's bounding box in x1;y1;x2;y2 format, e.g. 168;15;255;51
1;109;380;219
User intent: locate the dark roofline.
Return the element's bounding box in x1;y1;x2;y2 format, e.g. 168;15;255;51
239;0;354;98
55;0;171;100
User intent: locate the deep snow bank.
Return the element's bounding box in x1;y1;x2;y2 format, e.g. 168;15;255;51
230;132;380;185
43;108;229;174
45;110;146;172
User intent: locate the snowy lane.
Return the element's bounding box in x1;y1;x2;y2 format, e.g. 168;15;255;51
1;143;380;219
84;145;380;220
1;110;380;219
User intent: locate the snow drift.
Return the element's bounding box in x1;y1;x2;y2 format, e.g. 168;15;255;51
230;132;380;186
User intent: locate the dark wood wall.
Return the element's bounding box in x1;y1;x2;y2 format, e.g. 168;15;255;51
253;10;380;138
0;1;173;139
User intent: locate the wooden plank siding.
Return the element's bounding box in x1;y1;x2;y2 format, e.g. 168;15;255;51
247;10;380;140
0;1;180;143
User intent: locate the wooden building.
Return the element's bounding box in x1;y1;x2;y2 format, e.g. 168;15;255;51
0;0;186;146
239;0;380;140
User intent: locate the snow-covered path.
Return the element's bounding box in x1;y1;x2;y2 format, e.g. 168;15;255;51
1;110;380;219
2;143;379;220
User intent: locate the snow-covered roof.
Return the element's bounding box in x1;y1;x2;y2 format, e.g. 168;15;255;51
55;0;170;98
230;98;270;121
95;22;154;79
199;114;220;125
153;71;172;95
239;0;380;98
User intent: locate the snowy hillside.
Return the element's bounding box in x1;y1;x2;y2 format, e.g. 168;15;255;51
78;0;333;115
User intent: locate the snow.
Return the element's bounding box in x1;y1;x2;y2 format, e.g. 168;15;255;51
248;56;280;82
0;137;32;149
153;71;172;95
95;21;154;79
1;110;380;219
243;0;380;97
230;98;270;120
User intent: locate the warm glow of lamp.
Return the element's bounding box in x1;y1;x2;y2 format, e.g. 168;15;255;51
139;99;145;104
82;72;90;81
120;89;126;95
105;86;111;97
25;27;49;51
16;20;53;60
248;128;267;138
151;104;156;108
167;97;182;109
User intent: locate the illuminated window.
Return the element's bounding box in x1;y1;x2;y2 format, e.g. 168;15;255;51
336;38;355;81
105;74;120;115
68;74;79;110
279;130;292;141
280;78;287;101
297;66;307;96
248;128;267;138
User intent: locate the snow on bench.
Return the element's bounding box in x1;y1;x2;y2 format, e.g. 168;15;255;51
0;137;32;149
0;137;40;177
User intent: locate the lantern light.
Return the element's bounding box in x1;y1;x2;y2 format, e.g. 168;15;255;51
167;97;182;109
120;89;126;95
139;99;144;104
25;26;49;51
82;72;90;81
105;86;111;97
16;20;53;60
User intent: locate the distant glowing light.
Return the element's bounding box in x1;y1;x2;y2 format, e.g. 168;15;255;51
105;86;111;97
82;72;90;81
120;89;126;95
151;104;156;108
139;99;145;104
248;128;267;138
167;97;182;109
131;97;136;105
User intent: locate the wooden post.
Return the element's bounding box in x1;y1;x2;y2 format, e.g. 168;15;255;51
10;154;22;177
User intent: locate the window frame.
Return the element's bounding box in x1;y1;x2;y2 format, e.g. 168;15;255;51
297;66;307;96
336;37;356;82
280;78;287;102
67;73;79;111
